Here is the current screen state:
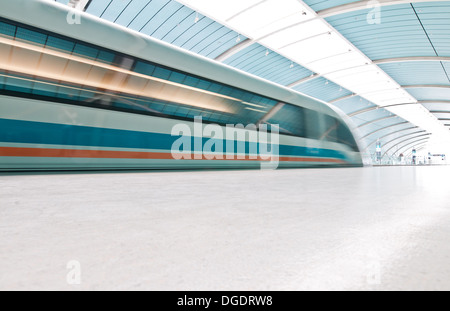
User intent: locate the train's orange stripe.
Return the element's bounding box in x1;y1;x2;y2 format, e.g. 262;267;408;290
0;147;345;163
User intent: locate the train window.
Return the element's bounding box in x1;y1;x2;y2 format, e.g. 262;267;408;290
134;61;156;76
4;76;34;93
0;21;16;37
0;18;285;129
32;81;59;97
322;115;359;151
46;36;75;53
322;115;339;142
16;27;47;45
305;109;322;140
97;50;116;65
267;104;306;137
169;71;187;84
337;121;359;152
153;67;172;80
73;43;99;60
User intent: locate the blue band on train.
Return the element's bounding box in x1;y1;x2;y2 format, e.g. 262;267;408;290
0;118;348;160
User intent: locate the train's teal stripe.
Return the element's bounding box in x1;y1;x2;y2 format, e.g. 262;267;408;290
0;118;348;160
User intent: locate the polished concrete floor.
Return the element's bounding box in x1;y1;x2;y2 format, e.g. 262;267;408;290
1;166;449;291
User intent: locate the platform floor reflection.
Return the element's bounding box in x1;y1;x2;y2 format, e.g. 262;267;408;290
1;166;449;290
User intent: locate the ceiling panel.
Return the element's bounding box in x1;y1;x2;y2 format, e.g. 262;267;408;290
292;77;352;102
408;87;450;101
332;96;375;115
302;0;360;12
223;43;314;86
85;0;247;60
379;61;450;85
325;4;437;60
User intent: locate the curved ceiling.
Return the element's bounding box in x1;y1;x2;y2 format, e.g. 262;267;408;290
53;0;450;162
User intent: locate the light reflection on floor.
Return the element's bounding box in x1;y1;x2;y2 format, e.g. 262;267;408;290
0;166;449;290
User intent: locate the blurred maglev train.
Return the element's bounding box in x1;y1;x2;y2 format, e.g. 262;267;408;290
0;0;362;171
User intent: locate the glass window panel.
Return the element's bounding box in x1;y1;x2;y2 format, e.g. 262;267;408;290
73;43;99;59
305;109;322;140
4;76;34;93
46;36;75;53
77;90;96;101
16;27;47;45
97;50;115;64
220;86;233;97
207;83;223;94
196;80;211;90
56;86;80;101
32;82;59;97
169;71;186;84
162;104;178;115
0;74;5;89
173;107;190;118
0;21;16;37
323;115;339;142
134;61;156;76
148;101;167;113
187;109;203;118
268;104;306;137
184;76;201;88
337;121;359;152
153;67;171;80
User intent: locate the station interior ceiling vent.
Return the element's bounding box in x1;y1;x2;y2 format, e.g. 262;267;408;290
53;0;450;160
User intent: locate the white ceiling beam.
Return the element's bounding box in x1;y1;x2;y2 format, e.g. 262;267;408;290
363;126;419;150
379;130;427;150
329;93;357;104
357;115;398;129
214;39;255;62
393;137;431;156
383;134;431;157
287;74;319;88
360;121;410;140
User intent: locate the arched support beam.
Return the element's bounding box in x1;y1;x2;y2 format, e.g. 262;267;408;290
360;121;409;140
406;145;427;157
374;56;450;65
317;0;449;18
363;126;419;151
383;134;431;157
287;74;319;88
349;106;378;117
329;94;357;104
378;130;427;152
215;39;255;62
350;102;435;117
398;139;430;156
357;115;397;129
